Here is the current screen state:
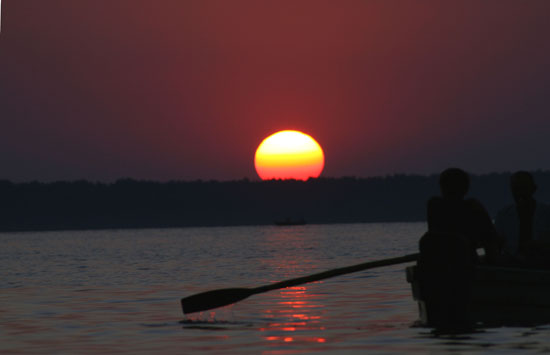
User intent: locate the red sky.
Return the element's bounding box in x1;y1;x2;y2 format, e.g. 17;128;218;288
1;1;550;181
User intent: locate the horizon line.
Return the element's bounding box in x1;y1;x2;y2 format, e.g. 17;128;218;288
2;169;549;184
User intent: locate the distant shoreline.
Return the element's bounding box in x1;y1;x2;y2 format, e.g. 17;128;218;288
0;220;429;234
1;172;549;233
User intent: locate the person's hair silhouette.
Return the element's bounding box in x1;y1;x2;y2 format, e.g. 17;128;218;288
439;168;469;200
510;171;537;202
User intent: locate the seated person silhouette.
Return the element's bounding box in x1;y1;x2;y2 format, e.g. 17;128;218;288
495;171;550;267
426;168;498;262
418;168;498;329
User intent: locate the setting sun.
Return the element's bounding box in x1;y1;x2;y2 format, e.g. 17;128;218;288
254;130;325;181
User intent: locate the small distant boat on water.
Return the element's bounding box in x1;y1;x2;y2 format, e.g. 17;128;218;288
406;264;550;326
274;217;306;226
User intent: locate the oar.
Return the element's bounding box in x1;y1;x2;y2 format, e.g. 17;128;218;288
181;252;419;314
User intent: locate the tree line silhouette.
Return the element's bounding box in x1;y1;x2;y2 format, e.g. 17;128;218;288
1;172;550;232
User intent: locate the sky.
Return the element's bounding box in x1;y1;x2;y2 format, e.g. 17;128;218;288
1;0;550;182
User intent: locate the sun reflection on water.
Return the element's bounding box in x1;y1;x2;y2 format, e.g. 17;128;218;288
253;226;334;347
260;284;327;345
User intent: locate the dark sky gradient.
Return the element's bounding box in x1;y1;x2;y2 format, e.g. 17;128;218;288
1;1;550;181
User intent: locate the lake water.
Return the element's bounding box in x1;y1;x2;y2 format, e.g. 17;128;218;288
2;222;550;354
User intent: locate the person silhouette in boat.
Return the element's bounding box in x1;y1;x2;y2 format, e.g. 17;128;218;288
418;168;498;329
495;171;550;267
425;168;499;263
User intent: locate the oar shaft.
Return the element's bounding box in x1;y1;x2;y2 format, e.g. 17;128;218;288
252;253;419;294
181;253;420;314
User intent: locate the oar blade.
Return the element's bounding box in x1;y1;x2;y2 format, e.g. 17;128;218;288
181;288;254;314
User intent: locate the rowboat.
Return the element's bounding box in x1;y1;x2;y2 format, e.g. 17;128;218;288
406;264;550;326
274;218;306;226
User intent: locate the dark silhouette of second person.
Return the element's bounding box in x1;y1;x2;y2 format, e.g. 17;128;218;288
495;171;550;267
418;168;498;329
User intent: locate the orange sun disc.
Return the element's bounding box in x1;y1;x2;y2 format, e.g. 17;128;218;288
254;130;325;181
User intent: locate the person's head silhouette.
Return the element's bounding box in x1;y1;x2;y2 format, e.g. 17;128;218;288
510;171;537;203
439;168;469;200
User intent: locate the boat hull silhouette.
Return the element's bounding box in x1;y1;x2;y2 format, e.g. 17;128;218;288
407;265;550;326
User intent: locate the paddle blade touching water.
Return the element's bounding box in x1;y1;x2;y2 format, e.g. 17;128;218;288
181;288;254;314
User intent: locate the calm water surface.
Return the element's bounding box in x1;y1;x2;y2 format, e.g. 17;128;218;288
2;223;550;354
